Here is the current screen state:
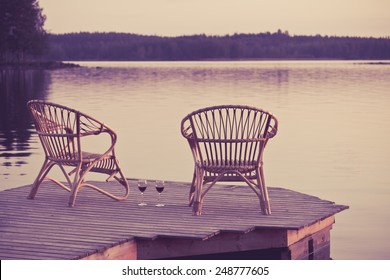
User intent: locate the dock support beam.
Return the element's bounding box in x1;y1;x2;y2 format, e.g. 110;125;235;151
82;216;335;260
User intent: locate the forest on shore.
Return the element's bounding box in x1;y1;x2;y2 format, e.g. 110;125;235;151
45;31;390;61
1;1;389;64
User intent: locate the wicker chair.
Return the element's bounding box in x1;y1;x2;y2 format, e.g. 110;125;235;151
27;100;129;207
181;105;278;215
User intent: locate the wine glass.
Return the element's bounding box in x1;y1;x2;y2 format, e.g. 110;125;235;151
137;179;148;206
155;180;165;207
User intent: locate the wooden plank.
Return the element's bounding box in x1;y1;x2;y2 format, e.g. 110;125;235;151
288;225;332;260
286;216;335;245
81;240;137;260
136;220;335;260
136;229;290;259
0;180;348;260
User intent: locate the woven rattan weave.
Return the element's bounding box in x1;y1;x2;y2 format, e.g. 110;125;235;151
181;105;278;215
27;100;129;206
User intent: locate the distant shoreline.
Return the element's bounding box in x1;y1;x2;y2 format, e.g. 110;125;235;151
0;61;81;70
1;60;389;70
354;61;390;65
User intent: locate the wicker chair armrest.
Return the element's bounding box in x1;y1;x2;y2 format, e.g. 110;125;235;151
266;118;278;138
79;127;108;137
180;117;194;139
79;113;109;134
78;113;118;158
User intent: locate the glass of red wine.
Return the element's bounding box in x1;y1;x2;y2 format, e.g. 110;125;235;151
155;180;165;207
137;179;148;206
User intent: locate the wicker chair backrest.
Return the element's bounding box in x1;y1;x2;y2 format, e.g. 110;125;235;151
28;101;108;164
181;105;278;167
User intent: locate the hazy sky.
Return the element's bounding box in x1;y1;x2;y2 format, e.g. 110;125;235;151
38;0;389;37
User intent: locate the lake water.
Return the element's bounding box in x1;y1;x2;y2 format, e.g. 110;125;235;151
1;60;389;259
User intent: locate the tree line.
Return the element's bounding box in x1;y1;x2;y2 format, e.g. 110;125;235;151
45;31;390;61
1;0;389;63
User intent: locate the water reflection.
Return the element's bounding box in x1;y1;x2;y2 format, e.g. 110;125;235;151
0;68;49;173
0;61;389;259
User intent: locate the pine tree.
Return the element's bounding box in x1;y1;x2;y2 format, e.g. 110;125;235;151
0;0;47;63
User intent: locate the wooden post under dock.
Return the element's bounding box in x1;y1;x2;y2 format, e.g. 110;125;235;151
0;180;348;260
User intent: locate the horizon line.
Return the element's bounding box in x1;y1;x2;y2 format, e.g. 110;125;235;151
46;30;390;39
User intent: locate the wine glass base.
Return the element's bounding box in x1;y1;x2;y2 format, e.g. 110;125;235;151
138;202;147;206
155;203;165;207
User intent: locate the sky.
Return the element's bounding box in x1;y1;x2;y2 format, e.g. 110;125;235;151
38;0;390;37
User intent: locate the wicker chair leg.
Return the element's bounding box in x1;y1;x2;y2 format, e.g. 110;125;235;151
68;167;130;207
68;187;78;207
27;159;54;199
193;200;203;216
68;165;83;207
116;167;130;199
188;172;196;206
193;168;204;216
111;159;130;199
257;167;271;215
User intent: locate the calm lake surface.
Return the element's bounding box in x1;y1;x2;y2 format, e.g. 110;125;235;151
1;61;389;259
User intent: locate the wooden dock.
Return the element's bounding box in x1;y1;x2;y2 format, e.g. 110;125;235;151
0;180;348;260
